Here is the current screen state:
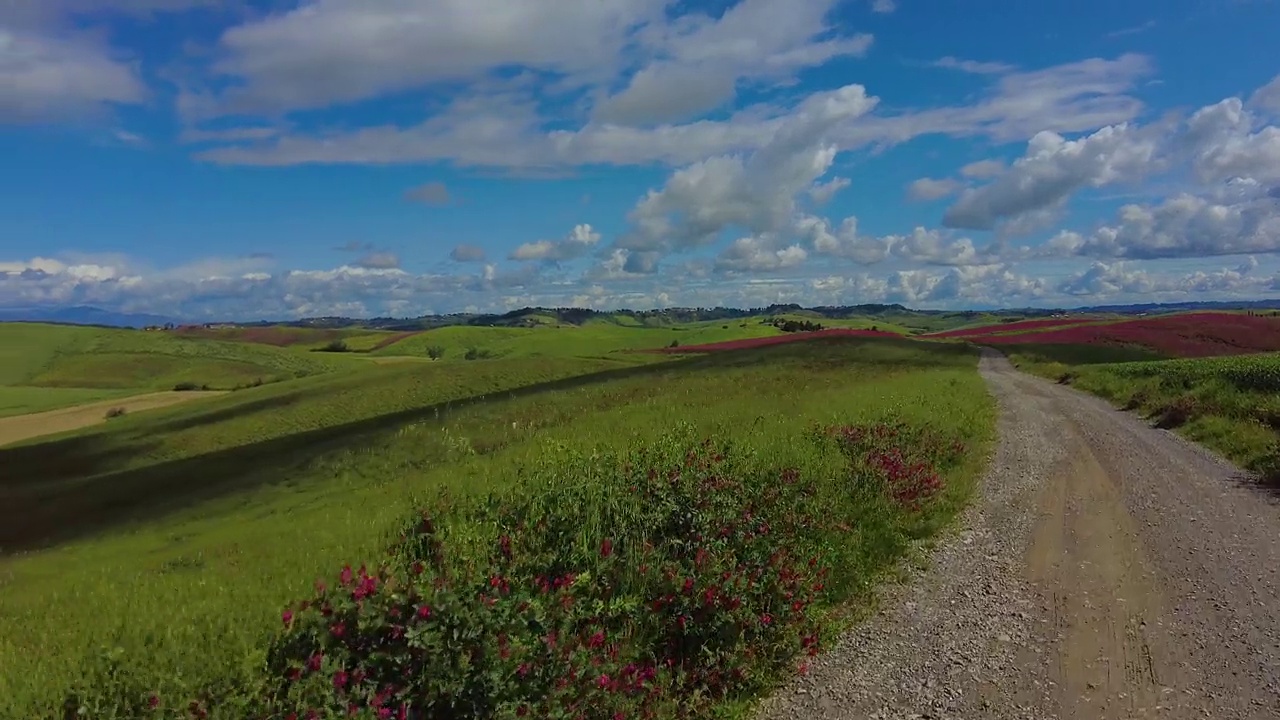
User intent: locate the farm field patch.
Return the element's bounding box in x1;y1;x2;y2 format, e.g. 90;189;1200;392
0;390;225;448
965;312;1280;357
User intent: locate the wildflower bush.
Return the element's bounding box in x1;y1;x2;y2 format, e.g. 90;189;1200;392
242;421;967;720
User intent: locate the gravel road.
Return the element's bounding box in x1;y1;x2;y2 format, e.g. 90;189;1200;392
756;348;1280;719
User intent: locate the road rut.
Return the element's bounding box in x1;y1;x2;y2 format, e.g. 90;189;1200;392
756;349;1280;719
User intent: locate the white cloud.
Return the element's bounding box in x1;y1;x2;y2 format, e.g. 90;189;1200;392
1181;97;1280;184
1251;74;1280;116
932;56;1014;75
593;0;873;125
510;223;602;262
714;235;808;272
943;122;1164;232
796;215;890;264
888;227;985;266
0;27;145;123
210;0;667;115
808;176;850;204
196;54;1152;170
619;85;874;263
870;0;896;13
959;159;1004;178
906;177;962;201
1059;191;1280;260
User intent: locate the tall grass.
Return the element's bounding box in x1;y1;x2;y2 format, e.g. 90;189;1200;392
0;338;994;718
1008;346;1280;481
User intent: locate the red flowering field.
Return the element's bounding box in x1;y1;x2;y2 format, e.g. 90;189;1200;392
654;328;901;353
966;312;1280;358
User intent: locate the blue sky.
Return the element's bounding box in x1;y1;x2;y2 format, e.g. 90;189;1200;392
2;0;1279;320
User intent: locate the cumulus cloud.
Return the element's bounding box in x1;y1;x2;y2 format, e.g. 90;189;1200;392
870;0;896;13
796;215;890;264
403;181;453;206
510;223;602;262
619;85;875;264
1180;98;1280;184
449;244;487;262
808;176;850;204
1248;74;1280;116
714;236;808;272
1055;191;1280;260
907;177;962;201
943;123;1164;233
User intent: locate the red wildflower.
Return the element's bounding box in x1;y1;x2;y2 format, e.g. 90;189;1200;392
307;653;323;672
760;613;773;626
330;623;345;638
333;670;349;690
588;630;606;648
598;674;612;689
147;694;159;710
339;565;353;586
417;605;431;619
600;537;613;558
281;609;293;626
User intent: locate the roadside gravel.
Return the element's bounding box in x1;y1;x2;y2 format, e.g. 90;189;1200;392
755;348;1280;719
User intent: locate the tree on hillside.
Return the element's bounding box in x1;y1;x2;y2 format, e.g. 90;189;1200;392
773;319;823;333
426;345;445;360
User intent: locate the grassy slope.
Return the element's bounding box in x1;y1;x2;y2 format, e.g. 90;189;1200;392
0;337;994;718
374;318;787;359
1006;345;1280;479
0;386;137;418
0;324;358;416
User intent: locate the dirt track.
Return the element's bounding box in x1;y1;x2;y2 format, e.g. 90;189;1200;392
757;349;1280;719
0;391;224;447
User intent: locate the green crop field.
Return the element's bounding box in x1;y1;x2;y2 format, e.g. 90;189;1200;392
0;334;994;719
1007;346;1280;481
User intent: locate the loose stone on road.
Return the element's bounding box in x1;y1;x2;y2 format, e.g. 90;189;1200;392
756;349;1280;720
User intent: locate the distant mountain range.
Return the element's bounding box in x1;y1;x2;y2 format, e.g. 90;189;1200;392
0;306;180;328
2;299;1278;330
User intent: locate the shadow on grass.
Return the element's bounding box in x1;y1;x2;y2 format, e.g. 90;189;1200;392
0;337;972;554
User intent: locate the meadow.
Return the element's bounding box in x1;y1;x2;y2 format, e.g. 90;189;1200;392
0;330;994;719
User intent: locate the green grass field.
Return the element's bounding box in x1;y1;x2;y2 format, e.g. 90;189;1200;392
374;318;788;359
1006;345;1280;480
0;386;137;418
0;323;367;416
0;334;995;719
